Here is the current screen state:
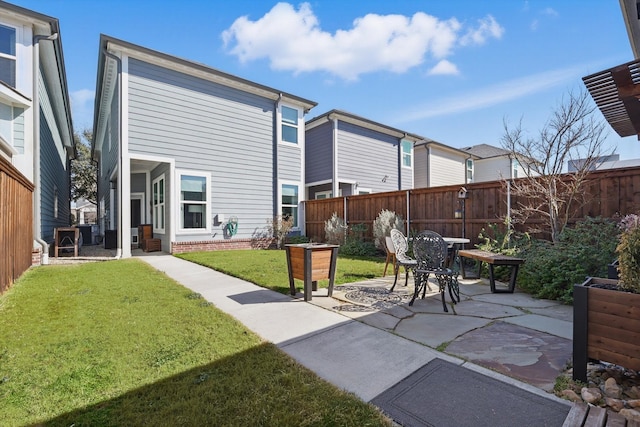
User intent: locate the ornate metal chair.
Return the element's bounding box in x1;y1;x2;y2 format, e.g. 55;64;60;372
411;230;460;312
389;229;420;292
383;236;396;277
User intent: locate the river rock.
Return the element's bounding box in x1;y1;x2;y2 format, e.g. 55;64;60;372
604;377;622;399
581;387;602;404
628;399;640;408
561;389;582;402
605;397;625;412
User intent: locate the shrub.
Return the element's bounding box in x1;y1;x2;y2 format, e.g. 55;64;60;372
372;209;403;250
517;217;619;303
324;213;347;245
267;215;294;249
616;214;640;293
339;223;377;256
476;218;529;281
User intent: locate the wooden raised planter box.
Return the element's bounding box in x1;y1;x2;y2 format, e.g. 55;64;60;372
573;277;640;382
285;244;339;302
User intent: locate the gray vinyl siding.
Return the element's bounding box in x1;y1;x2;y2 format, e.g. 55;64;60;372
305;122;333;183
38;76;71;242
414;147;428;188
13;107;24;153
278;143;301;182
98;91;120;231
429;146;466;187
127;58;276;241
336;122;398;193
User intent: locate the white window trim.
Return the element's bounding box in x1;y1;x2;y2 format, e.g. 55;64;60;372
0;22;17;88
152;174;165;234
466;159;474;183
176;169;211;235
278;103;302;147
401;140;413;169
315;190;332;199
357;187;372;195
279;180;301;231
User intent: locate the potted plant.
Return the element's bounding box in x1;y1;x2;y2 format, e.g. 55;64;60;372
573;214;640;382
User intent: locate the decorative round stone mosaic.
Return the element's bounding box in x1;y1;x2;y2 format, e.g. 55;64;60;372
333;285;413;312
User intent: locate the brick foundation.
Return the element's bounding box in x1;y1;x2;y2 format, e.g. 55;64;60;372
171;238;275;254
32;248;42;266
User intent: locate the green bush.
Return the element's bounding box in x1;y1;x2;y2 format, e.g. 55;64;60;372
339;223;378;257
476;219;529;281
517;217;619;304
616;214;640;293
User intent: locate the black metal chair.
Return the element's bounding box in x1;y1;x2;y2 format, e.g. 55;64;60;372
411;230;460;312
389;229;417;292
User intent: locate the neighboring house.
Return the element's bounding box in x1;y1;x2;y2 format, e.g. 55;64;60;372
414;140;476;188
460;143;533;183
71;198;97;224
92;35;316;257
568;154;640;172
305;109;425;199
0;2;74;264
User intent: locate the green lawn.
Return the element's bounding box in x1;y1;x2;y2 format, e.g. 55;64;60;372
177;249;386;294
0;259;391;426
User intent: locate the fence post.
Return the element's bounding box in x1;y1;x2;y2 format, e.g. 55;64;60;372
406;190;411;235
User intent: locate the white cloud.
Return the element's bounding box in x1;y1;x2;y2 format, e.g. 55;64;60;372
428;59;459;76
222;2;502;80
459;15;504;46
70;89;95;130
395;64;589;123
542;7;559;17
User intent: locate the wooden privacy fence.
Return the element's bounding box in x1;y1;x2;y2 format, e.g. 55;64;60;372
0;156;34;293
304;166;640;247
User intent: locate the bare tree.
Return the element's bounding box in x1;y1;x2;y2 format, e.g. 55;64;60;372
501;89;610;242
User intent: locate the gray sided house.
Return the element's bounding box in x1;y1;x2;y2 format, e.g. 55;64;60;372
92;35;316;257
0;2;74;264
413;140;475;188
461;144;537;183
305;110;423;199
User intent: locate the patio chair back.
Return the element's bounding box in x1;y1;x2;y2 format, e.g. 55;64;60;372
413;230;448;271
390;229;411;263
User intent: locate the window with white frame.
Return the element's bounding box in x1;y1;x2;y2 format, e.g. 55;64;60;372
511;158;519;179
315;190;332;200
179;172;209;231
401;140;413;168
281;106;299;144
152;175;165;233
0;24;16;87
281;184;298;228
466;158;474;183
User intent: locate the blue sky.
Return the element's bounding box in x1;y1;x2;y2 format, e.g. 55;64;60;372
11;0;640;160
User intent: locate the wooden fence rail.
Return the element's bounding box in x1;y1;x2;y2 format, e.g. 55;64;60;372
304;166;640;247
0;156;34;293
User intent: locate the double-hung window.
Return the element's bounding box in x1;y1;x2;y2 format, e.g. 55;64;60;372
152;175;165;233
281;106;298;144
281;184;298;228
511;159;519;179
179;172;209;231
0;24;16;87
466;159;474;183
401;140;413;168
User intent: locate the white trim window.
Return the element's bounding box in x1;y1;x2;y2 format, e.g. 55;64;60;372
152;174;165;233
281;105;299;145
0;23;16;88
401;140;413;168
281;183;299;228
511;159;519;179
315;190;332;200
177;171;210;233
466;159;474;183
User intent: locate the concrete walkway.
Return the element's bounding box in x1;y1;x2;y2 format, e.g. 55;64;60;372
137;252;570;415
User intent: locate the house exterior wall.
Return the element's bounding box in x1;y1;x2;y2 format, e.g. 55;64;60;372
414;145;429;188
337;121;399;193
414;145;466;188
38;68;70;242
305;122;333;184
126;57;278;242
473;157;511;182
97;88;120;232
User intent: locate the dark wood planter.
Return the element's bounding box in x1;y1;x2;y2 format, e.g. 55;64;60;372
573;277;640;382
285;244;339;301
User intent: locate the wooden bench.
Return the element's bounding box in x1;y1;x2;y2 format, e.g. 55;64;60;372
457;249;525;293
562;402;632;427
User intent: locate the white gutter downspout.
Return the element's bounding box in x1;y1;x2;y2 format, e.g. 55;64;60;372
104;49;123;259
33;33;59;265
331;115;339;198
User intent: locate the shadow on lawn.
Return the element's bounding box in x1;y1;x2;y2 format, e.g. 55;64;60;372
43;343;383;427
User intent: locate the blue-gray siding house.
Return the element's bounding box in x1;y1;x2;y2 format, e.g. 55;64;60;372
92;35;316;257
305;110;424;199
0;2;74;265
